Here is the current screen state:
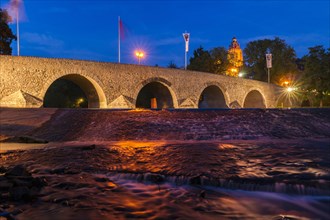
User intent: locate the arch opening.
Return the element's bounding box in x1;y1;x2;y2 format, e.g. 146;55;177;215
243;90;266;108
198;85;228;108
136;82;174;109
43;74;101;108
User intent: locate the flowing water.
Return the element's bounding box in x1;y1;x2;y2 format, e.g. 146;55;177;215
1;108;330;219
103;173;330;220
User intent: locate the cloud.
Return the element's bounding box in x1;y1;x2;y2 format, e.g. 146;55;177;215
152;37;182;47
152;36;210;47
21;32;106;60
23;32;64;48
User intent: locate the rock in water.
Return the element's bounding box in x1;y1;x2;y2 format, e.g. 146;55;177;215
5;165;31;177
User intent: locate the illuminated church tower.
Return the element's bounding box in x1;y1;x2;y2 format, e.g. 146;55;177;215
227;37;243;77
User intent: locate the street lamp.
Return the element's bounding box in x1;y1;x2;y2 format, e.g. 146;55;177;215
135;51;144;65
286;87;294;92
286;86;296;108
266;52;272;83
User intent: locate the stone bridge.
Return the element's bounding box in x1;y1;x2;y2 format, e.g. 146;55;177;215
0;56;279;109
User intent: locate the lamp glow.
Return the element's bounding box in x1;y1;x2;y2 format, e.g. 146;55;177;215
135;51;144;64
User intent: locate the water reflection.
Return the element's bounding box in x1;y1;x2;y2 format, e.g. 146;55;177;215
1;140;329;219
108;174;330;220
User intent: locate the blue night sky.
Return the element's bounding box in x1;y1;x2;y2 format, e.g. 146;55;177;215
1;0;329;67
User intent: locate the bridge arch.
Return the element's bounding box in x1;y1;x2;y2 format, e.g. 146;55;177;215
42;74;107;108
243;89;266;108
198;83;229;108
134;77;178;109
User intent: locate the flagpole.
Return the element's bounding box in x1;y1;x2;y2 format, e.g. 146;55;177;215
118;16;120;63
183;32;189;70
16;4;20;56
184;47;187;70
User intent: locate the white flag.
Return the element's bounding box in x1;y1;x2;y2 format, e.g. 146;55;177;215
183;33;190;52
266;53;272;68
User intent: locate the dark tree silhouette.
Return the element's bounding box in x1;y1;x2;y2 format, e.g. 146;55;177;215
0;8;16;55
244;37;298;84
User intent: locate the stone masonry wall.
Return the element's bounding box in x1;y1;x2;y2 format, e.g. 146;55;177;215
0;56;278;108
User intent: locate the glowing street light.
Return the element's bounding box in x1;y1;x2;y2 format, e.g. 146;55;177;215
286;87;294;92
135;51;144;65
238;72;244;78
231;68;238;73
286;86;297;108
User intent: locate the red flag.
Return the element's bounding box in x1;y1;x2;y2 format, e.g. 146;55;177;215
119;18;125;40
5;0;25;23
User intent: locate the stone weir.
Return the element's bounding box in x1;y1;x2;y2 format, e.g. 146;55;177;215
1;108;326;142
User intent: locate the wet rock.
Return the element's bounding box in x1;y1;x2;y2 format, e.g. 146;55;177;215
9;176;35;188
79;144;96;151
9;186;30;201
52;197;68;204
145;173;165;184
199;190;206;198
0;212;15;220
0;180;13;191
189;175;203;185
1;165;45;203
0;167;7;174
94;177;108;182
31;177;47;188
50;167;66;174
5;165;31;177
0;192;10;200
61;200;73;207
272;215;301;220
54;182;90;190
0;205;9;210
10;209;23;216
4;135;48;144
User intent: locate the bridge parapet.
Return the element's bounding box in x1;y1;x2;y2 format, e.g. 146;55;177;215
0;56;278;109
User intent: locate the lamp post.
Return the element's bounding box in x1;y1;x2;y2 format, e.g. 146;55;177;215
266;52;272;83
135;51;144;65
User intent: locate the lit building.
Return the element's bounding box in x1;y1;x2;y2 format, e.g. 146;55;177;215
227;37;243;77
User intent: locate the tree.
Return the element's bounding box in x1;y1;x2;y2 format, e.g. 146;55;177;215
301;46;330;107
0;8;16;55
187;46;214;73
210;47;229;75
244;37;298;84
167;60;178;69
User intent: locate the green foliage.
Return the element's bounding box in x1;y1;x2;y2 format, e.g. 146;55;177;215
301;46;330;107
243;37;298;84
210;47;229;75
187;46;214;73
0;8;16;55
187;46;229;75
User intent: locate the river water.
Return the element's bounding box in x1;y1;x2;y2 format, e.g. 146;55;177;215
1;108;329;219
1;140;329;220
